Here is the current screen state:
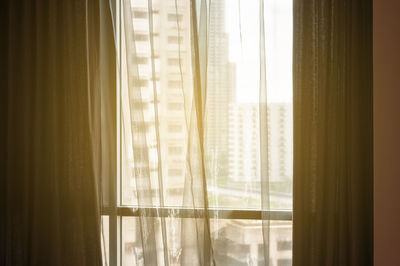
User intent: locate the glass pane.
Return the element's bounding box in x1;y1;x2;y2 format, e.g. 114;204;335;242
121;0;293;210
264;0;293;210
122;218;144;266
122;217;292;266
205;0;293;210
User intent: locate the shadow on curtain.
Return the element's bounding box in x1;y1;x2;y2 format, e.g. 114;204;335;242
1;0;108;265
293;0;373;265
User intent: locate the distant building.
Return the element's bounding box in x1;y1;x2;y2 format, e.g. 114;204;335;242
228;102;292;184
122;0;194;264
228;103;260;183
122;0;193;207
204;0;236;184
213;220;292;266
226;102;292;208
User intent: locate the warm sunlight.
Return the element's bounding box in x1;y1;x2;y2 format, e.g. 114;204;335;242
226;0;292;103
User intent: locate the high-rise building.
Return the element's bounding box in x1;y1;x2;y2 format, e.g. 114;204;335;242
205;0;236;184
225;102;292;208
122;1;195;264
122;0;193;207
213;220;292;266
228;103;259;184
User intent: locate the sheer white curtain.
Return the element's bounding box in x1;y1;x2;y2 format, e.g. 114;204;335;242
117;0;292;265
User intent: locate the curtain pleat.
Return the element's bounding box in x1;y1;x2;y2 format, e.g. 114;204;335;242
189;1;215;264
2;0;104;265
293;0;373;265
122;2;159;265
259;0;271;263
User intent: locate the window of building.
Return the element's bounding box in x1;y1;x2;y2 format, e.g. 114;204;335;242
167;102;183;110
167;58;182;66
168;146;183;155
133;56;148;64
134;79;148;87
277;240;292;251
134;33;148;42
168;124;183;133
168;14;183;22
133;11;147;19
168;168;183;176
168;36;183;44
278;259;293;266
168;80;182;88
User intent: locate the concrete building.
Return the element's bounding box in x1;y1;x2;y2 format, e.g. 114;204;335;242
204;0;236;186
122;1;194;265
226;102;292;209
213;220;292;266
122;0;193;207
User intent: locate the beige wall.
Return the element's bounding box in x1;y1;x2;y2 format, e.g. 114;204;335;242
374;0;400;265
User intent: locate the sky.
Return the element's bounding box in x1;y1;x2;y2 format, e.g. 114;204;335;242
225;0;293;103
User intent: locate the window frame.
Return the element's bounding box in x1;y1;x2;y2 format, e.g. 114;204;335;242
103;1;293;265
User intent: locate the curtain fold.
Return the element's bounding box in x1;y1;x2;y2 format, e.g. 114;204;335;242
1;0;105;265
293;0;373;265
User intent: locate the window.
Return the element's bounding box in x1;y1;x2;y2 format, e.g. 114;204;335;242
167;146;182;155
168;80;181;88
278;259;293;266
167;58;182;66
133;79;148;87
133;56;147;64
168;168;183;176
168;14;183;22
133;11;147;19
134;33;148;42
167;102;183;111
168;36;183;44
104;0;293;265
168;124;182;133
277;240;292;251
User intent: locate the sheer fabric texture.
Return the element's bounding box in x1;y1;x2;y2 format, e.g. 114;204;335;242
115;0;292;265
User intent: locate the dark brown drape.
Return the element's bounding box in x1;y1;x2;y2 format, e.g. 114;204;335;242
293;0;373;265
1;0;107;265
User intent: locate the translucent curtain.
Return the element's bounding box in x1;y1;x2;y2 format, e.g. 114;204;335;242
119;0;293;265
203;0;292;264
120;0;213;264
